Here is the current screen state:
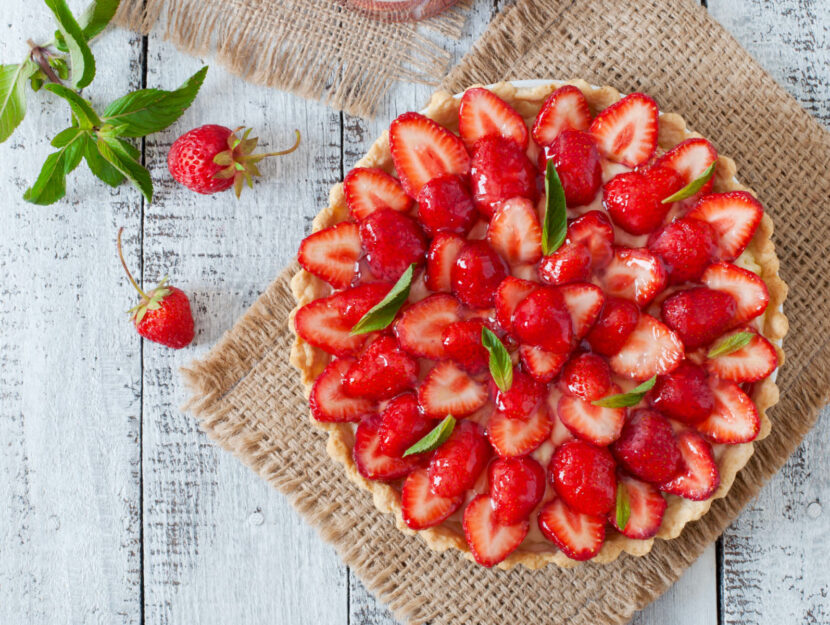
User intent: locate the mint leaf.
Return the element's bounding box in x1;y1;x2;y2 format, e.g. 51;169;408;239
96;135;153;202
350;264;414;335
541;159;567;255
592;376;657;408
43;0;96;89
0;61;37;143
84;138;123;186
615;482;631;530
481;327;513;392
661;162;717;204
78;0;121;41
44;84;101;128
23;130;88;204
707;331;755;359
51;126;84;148
102;66;208;137
404;415;456;456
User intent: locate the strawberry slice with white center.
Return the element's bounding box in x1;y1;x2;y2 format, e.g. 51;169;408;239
659;430;720;501
310;358;376;422
425;233;465;292
696;377;760;444
687;191;763;261
599;246;667;307
418;361;488;418
389;111;471;198
353;415;423;481
557;384;626;446
486;197;543;265
567;210;615;270
401;468;464;530
297;222;361;289
706;328;778;382
458;87;529;151
701;262;770;325
610;314;684;381
550;403;576;447
653;138;718;193
495;276;537;334
343;167;414;221
294;297;366;356
531;85;592;146
395;294;461;359
463;494;529;567
537;498;605;561
589;93;658;167
519;345;569;383
559;282;605;339
487;404;553;457
608;473;667;539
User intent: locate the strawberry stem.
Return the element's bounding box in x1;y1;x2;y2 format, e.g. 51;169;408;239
258;129;301;158
117;227;150;300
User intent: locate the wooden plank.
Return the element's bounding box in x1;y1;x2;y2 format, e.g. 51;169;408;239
0;2;143;623
705;2;830;623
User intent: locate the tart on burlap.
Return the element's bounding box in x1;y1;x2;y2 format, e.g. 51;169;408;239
289;80;788;569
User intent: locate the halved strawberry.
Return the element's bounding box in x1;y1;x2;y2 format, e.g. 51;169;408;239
343;167;414;221
706;328;778;382
586;296;640;357
599;246;667;307
395;294;461;359
297;222;361;289
701;262;770;325
487;403;553;457
566;210;615;269
418;361;488;418
559;353;612;401
294;297;365;356
687;191;763;261
331;283;394;326
344;336;418;400
495;276;538;334
609;473;666;539
559;282;605;339
610;314;684;380
389;111;471;197
519;345;569;383
661;287;737;349
487;197;543;265
653;138;718;194
558;385;625;446
696;377;760;444
425;233;465;292
353;415;422;481
401;468;464;530
659;430;720;501
589;93;658;167
537;498;605;561
428;420;490;496
538;242;591;285
532;85;592;146
489;456;546;524
458;87;529;150
378;393;436;456
463;494;529;567
309;358;376;422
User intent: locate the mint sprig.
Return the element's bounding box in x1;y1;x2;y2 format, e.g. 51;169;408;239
350;264;415;335
615;482;631;530
707;331;755;359
404;415;456;456
661;162;717;204
541;159;568;256
481;327;513;392
43;0;96;89
592;376;657;408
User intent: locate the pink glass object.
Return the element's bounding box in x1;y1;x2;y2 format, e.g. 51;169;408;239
340;0;460;22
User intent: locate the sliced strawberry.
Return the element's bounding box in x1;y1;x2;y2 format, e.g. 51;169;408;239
495;276;537;334
609;314;684;380
487;197;543;265
538;242;591;286
609;473;667;539
519;345;569;383
559;281;605;340
297;222;361;289
603;170;671;235
458;87;529;150
538;130;602;207
487;403;553;457
495;368;546;420
345;336;418;400
550;440;617;516
353;415;422;481
416;174;476;236
687;191;763;261
560;353;612;401
661;287;737;349
401;468;464;530
395;293;461;359
489;456;546;524
701;262;770;325
611;409;681;484
451;240;509;309
463;494;529;567
589;93;658;167
696;377;760;444
331;283;393;326
378;393;436;457
425;233;465;292
470;136;537;217
428;420;490;497
653;138;718;194
532;85;592;146
418;361;488;418
659;430;720;501
343;167;414;221
567;210;615;269
360;208;427;281
538;498;605;561
442;318;490;374
586;296;640;357
648;217;718;285
706;328;778;382
599;246;667;307
310;358;376;423
549;399;576;447
558;385;625;446
645;165;686;203
512;287;573;353
294;297;365;356
648;361;714;425
389;111;471;197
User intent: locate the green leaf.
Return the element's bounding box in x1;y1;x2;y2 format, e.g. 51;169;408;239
615;482;631;531
63;133;86;173
43;0;96;89
481;327;513;392
48;56;70;80
102;66;208;137
541;159;567;255
77;0;121;41
661;162;717;204
44;83;101;128
0;62;37;144
52;126;84;147
96;135;153;202
84;138;124;186
707;331;755;359
592;376;657;408
350;264;414;335
23;130;88;204
403;415;456;457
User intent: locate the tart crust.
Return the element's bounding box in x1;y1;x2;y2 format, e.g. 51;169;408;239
289;80;789;569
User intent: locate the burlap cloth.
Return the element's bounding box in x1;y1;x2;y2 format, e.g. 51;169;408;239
182;0;830;622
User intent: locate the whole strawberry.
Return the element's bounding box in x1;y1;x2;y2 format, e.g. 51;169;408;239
168;125;300;197
117;228;195;349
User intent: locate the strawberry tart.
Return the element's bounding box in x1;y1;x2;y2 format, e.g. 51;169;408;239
289;80;788;568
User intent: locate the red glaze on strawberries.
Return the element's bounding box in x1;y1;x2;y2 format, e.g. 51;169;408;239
551;440;617;516
648;361;714;425
470;136;537;217
539;130;603;207
495;368;546;420
489;456;547;525
417;175;477;236
512;287;574;353
428;421;491;498
451;240;509;308
611;409;682;484
359;208;427;281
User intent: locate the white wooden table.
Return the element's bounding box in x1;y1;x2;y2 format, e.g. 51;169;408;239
1;1;828;623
